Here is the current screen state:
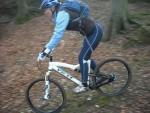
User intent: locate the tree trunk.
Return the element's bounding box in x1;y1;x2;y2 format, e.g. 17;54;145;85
105;0;129;41
16;0;29;23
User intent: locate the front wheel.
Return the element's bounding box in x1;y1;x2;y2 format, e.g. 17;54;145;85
25;78;66;113
95;58;132;96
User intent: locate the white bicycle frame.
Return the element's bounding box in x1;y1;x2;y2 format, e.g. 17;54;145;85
43;59;91;99
45;60;91;86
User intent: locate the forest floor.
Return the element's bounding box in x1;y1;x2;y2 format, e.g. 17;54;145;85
0;1;150;113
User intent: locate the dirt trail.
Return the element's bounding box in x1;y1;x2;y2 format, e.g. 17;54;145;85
0;1;150;113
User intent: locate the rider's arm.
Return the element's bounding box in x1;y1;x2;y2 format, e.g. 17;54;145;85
45;11;70;50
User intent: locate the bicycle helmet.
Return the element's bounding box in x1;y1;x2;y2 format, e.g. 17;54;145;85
40;0;60;9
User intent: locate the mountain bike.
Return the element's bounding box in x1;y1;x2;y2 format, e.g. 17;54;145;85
25;55;132;113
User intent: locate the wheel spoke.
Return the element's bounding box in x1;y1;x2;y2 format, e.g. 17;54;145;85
95;58;132;96
26;78;66;113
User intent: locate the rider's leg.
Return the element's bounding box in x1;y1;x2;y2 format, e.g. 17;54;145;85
74;59;96;73
73;24;103;93
90;59;97;72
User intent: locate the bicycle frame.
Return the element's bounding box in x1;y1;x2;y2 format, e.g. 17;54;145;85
47;62;82;86
27;58;131;113
45;60;91;86
43;59;91;99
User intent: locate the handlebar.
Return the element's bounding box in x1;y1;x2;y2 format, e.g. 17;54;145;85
37;55;53;74
37;48;54;73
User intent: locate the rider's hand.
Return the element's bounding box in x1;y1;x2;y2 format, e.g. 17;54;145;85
37;52;47;61
37;48;51;61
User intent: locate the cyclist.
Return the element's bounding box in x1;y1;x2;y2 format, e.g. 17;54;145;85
37;0;103;93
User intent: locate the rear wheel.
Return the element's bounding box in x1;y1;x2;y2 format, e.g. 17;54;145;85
95;58;132;96
26;78;66;113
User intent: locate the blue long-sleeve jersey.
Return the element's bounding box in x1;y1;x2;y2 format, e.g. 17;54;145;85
45;10;70;50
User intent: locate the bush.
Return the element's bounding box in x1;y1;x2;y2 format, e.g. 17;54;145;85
15;9;42;24
0;0;41;24
129;0;150;3
138;27;150;44
0;0;17;17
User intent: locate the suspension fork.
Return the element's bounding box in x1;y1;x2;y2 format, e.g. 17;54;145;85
44;71;51;100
